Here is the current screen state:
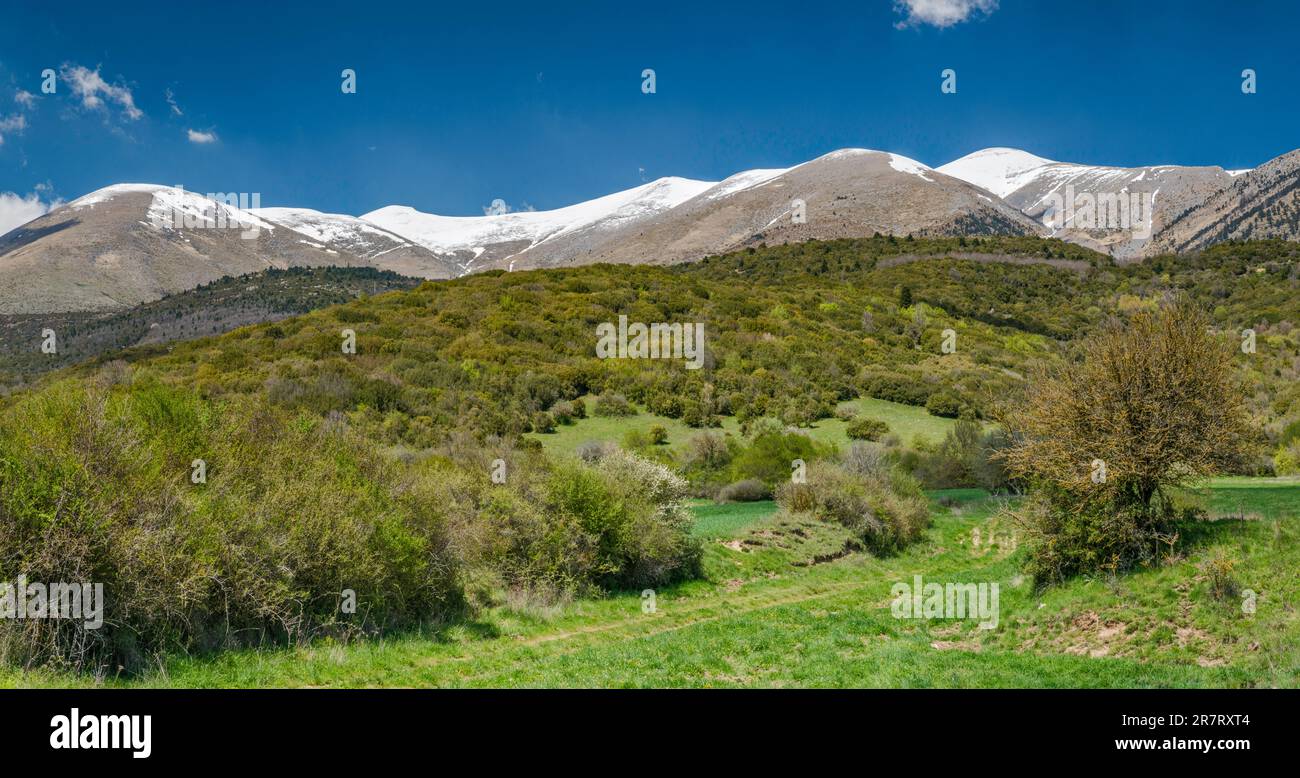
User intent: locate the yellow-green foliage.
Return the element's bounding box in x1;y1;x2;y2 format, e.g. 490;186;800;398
0;375;700;673
775;458;930;555
0;376;462;672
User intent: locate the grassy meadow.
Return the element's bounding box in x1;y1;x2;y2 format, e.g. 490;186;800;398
529;395;969;457
5;477;1294;689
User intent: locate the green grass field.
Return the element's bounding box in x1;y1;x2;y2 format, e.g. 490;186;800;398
528;395;970;458
5;478;1295;689
687;499;778;538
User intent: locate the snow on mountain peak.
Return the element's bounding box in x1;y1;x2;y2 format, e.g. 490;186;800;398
886;153;934;182
252;207;410;249
67;184;276;234
361;176;714;256
68;183;172;210
936;148;1059;198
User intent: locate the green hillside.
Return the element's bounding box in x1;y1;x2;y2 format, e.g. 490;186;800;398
5;235;1300;684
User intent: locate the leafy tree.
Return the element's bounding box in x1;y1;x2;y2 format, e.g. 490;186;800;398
1000;301;1254;579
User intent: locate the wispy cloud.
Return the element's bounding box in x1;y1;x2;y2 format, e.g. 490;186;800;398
60;63;143;120
0;190;62;237
165;88;183;117
893;0;999;29
187;128;218;144
0;113;26;145
14;90;36;108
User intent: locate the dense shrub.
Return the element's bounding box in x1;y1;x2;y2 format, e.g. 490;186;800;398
924;389;968;419
845;417;890;441
1008;491;1202;582
593;393;635;417
679;431;738;497
549;400;579;425
910;420;1013;491
0;379;462;673
716;478;771;502
0;379;702;673
546;450;701;588
860;370;931;407
775;459;929;555
728;425;826;487
531;411;557;433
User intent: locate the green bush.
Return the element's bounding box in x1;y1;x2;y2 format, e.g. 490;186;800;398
910;420;1013;491
729;426;825;487
924;389;967;418
845;417;889;441
775;459;929;555
716;478;770;502
593;393;635;417
423;444;699;596
1009;491;1200;582
546;450;701;588
0;379;462;674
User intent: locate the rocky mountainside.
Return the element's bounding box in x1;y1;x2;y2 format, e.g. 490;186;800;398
250;207;462;279
938;148;1243;260
0;186;367;314
367;150;1044;273
0;186;457;315
4;146;1297;315
1146;149;1300;254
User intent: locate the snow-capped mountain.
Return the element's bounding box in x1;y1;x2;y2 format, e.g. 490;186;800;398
497;149;1042;271
364;150;1042;273
0;185;370;315
3;145;1295;315
938;148;1242;259
251;207;460;279
362;176;716;273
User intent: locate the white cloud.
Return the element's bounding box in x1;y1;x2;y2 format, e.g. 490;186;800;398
165;88;183;117
0;191;61;238
60;63;143;120
187;128;218;144
0;113;26;145
14;90;36;108
893;0;998;29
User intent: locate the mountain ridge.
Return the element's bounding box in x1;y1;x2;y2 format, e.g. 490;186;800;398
3;146;1296;315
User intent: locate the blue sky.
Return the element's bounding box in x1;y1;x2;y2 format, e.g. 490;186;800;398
0;0;1297;222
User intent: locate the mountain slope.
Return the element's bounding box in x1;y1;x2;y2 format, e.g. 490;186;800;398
369;150;1044;272
363;176;715;273
0;186;372;314
1147;150;1300;253
252;208;462;279
938;148;1241;260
